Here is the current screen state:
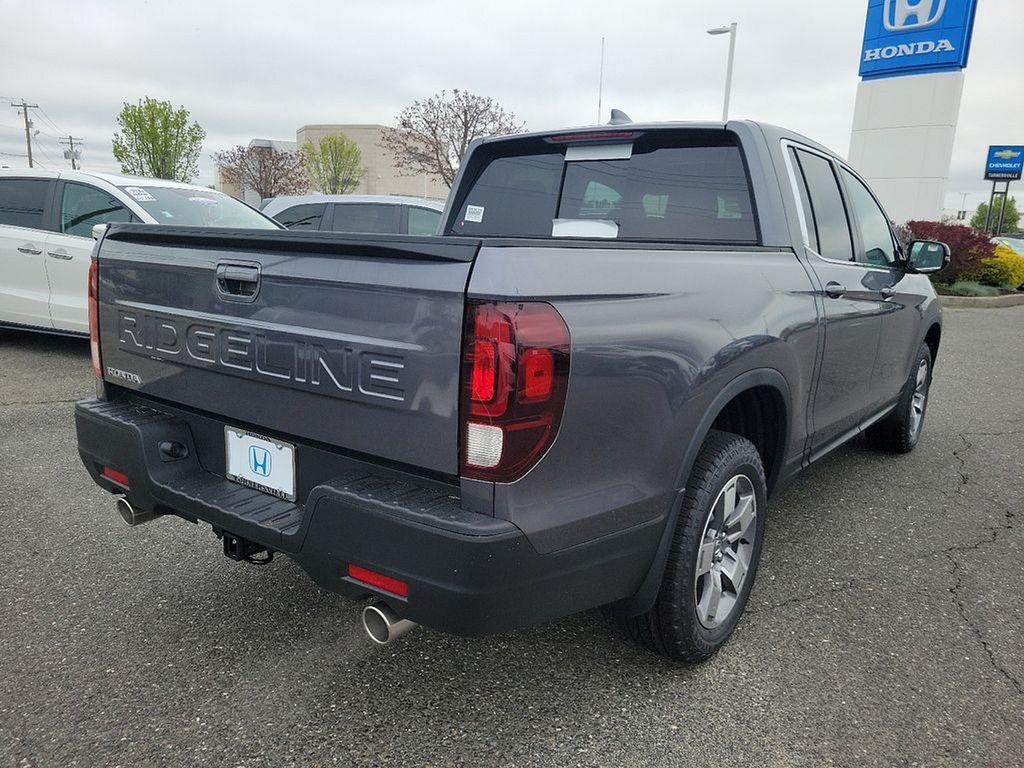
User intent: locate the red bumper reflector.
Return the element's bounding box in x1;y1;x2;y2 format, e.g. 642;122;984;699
101;466;129;487
347;564;408;597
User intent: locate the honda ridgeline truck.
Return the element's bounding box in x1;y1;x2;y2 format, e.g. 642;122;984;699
75;120;949;660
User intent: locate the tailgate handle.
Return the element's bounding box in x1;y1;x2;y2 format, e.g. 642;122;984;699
216;263;261;302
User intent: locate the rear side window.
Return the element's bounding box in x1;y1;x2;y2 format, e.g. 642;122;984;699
330;203;400;234
60;182;132;237
448;132;758;243
793;149;854;263
274;203;325;230
0;178;51;230
407;206;441;236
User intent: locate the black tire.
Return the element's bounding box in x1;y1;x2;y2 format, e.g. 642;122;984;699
865;343;933;454
622;430;766;662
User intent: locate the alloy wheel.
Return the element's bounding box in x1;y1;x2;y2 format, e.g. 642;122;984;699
910;358;930;438
693;474;758;629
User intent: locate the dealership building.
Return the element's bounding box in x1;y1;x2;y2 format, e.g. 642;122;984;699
216;126;447;205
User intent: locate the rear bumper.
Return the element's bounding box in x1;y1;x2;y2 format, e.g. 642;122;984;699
75;397;664;636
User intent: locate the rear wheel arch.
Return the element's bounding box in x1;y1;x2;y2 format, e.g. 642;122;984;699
674;368;791;496
611;368;791;618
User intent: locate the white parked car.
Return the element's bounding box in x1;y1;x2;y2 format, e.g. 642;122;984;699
262;195;444;235
0;169;280;336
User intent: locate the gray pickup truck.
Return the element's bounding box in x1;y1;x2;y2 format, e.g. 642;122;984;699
75;119;949;660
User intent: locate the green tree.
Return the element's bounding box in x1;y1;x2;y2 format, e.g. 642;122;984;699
112;97;205;182
302;133;364;194
970;196;1019;234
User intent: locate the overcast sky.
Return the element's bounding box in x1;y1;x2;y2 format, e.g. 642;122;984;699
2;0;1020;213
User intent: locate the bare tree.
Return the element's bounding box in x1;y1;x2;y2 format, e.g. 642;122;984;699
380;89;524;188
214;142;309;200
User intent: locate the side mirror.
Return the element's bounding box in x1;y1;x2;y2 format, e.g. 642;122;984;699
92;223;107;240
905;240;950;274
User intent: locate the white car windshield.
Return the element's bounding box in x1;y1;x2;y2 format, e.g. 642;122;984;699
119;186;279;229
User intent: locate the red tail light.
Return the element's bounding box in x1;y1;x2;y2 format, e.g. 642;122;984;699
88;258;101;377
347;564;408;597
460;301;570;482
100;466;129;487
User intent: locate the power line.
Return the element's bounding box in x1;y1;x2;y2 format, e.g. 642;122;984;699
35;105;63;134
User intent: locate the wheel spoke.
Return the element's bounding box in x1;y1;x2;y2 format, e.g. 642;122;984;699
698;569;724;625
696;539;717;576
722;478;737;520
720;549;749;593
725;495;755;543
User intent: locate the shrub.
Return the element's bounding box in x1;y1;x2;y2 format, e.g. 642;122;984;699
976;245;1024;288
905;220;995;282
940;281;1003;297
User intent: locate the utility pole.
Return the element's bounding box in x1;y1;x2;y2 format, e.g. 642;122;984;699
60;135;83;170
11;101;39;168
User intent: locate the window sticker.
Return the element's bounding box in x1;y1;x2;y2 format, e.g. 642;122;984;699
189;196;218;206
464;205;484;223
123;186;157;202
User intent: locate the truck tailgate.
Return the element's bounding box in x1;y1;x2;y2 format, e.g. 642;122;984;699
95;226;478;475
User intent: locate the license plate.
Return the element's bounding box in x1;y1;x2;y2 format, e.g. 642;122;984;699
224;427;296;501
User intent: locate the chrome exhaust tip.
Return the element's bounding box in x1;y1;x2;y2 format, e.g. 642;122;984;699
115;496;159;526
361;602;417;645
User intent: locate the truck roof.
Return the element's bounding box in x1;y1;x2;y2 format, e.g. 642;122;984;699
475;119;843;163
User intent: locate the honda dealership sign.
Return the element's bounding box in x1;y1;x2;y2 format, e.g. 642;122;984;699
859;0;979;79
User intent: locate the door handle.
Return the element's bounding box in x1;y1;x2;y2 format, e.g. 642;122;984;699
216;263;261;301
47;250;73;260
17;244;42;255
879;286;895;300
824;281;846;299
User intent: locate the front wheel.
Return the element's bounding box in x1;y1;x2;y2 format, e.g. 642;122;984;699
622;430;766;662
866;343;933;454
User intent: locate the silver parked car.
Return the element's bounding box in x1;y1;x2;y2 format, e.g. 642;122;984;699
262;195;445;235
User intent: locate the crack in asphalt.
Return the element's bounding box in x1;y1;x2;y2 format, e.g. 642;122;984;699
746;577;865;615
943;431;1022;696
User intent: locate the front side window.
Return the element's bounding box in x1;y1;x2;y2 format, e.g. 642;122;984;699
407;206;441;236
840;168;896;266
329;203;400;234
274;203;325;230
119;185;279;229
793;150;854;263
0;178;51;230
60;183;131;237
448;132;758;243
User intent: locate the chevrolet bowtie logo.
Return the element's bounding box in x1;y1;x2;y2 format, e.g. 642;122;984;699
994;150;1022;160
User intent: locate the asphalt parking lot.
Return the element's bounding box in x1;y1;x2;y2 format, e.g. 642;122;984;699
1;307;1022;768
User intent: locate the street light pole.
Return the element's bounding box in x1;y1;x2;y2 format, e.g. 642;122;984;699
707;22;738;122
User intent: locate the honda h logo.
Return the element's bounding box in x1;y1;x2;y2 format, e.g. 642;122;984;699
248;445;272;477
883;0;947;30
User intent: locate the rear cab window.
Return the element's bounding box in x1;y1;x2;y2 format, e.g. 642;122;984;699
447;129;759;244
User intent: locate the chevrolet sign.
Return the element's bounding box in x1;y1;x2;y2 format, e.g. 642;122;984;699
859;0;978;79
985;146;1024;182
